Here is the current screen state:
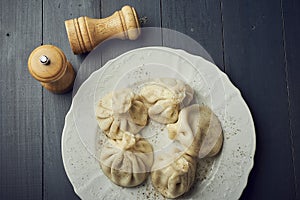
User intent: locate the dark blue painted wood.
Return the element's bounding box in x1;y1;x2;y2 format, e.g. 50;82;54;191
161;0;224;70
0;0;43;199
221;0;296;199
42;0;100;199
0;0;299;199
282;0;300;199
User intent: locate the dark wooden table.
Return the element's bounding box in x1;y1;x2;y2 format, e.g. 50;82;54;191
1;0;299;199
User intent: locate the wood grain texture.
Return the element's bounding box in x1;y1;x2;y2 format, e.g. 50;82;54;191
282;0;300;198
65;5;140;54
28;45;75;93
221;0;296;199
100;0;162;65
42;0;100;199
0;0;43;199
161;0;224;70
101;0;161;28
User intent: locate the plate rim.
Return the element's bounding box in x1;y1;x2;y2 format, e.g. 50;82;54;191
61;46;256;199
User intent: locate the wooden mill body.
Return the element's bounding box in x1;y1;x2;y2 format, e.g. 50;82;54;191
28;45;75;93
65;5;141;54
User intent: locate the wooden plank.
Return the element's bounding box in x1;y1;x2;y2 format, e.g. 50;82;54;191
42;0;100;199
221;0;295;199
161;0;224;70
0;0;43;199
282;0;300;198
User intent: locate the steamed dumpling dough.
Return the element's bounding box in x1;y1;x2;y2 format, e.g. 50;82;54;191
140;78;194;124
99;132;154;187
167;104;223;158
151;150;196;198
95;88;148;139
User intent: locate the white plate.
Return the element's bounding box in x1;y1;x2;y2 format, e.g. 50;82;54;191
62;47;256;200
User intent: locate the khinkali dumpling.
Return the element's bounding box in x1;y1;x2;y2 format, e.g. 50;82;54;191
140;78;194;124
167;104;223;158
95;88;148;139
99;132;154;187
151;149;197;198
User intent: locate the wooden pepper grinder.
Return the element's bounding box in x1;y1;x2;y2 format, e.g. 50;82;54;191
65;5;141;54
28;45;75;93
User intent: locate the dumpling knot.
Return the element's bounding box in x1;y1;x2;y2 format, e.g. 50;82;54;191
96;88;148;139
111;88;135;114
173;156;189;173
118;132;136;150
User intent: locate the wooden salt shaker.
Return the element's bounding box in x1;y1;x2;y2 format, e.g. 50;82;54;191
65;5;141;54
28;45;75;93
